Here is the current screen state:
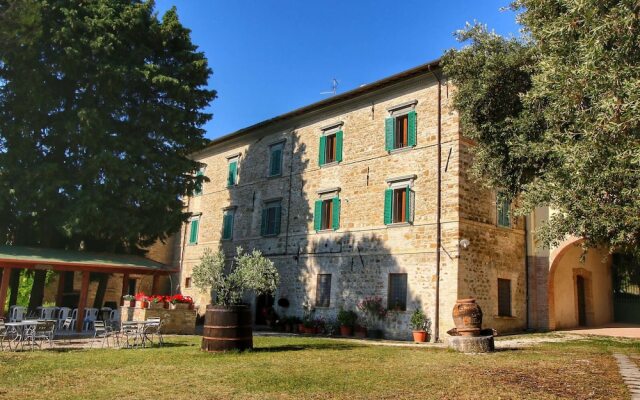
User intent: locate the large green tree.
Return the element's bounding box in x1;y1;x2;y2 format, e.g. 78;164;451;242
0;0;214;252
443;0;639;255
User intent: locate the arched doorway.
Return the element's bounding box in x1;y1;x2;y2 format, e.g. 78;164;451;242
548;240;612;330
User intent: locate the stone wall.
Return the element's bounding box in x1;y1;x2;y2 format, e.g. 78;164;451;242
120;305;196;335
168;69;529;339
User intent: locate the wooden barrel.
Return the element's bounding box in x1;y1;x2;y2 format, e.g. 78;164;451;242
201;305;253;352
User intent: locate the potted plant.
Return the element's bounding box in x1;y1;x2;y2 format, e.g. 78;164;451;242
170;294;194;310
337;308;358;336
289;316;301;333
192;247;279;352
357;296;387;339
135;292;149;309
150;295;166;309
122;294;135;307
410;309;430;343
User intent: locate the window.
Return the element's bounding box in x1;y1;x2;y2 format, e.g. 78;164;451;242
497;193;511;227
188;217;200;245
261;200;281;236
314;197;340;231
315;274;331;308
194;167;205;196
385;110;416;151
227;157;238;186
185;277;192;289
127;279;137;296
268;142;284;177
222;209;235;240
318;129;343;166
497;278;512;317
384;186;414;225
388;273;407;311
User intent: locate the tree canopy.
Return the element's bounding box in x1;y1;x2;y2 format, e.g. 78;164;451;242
0;0;215;252
443;0;639;254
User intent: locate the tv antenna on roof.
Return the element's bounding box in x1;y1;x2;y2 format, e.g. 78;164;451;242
320;78;339;96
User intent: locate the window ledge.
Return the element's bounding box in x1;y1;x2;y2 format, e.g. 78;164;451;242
316;229;337;233
493;315;516;320
220;238;232;242
314;306;332;310
320;161;341;168
388;146;414;154
386;222;412;228
266;173;283;180
261;234;280;238
187;243;198;246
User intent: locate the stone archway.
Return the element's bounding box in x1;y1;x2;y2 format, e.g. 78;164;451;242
548;238;613;330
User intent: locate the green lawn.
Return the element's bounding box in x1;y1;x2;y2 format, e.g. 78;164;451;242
0;334;638;400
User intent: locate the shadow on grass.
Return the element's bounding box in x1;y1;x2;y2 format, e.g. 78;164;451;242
251;342;359;353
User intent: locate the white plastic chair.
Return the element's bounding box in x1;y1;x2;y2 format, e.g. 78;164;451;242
40;307;56;320
83;308;99;331
67;309;78;331
9;306;26;322
57;307;71;329
108;309;120;329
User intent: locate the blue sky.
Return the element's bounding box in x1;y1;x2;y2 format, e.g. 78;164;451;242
154;1;521;140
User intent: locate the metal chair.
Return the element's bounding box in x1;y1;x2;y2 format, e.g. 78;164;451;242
23;321;55;350
143;318;163;347
0;319;9;350
120;322;143;349
90;321;116;348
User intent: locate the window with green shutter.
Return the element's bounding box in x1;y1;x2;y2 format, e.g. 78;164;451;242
314;196;340;231
385;110;417;151
194;168;204;196
261;200;281;236
497;193;511;227
227;158;238;187
222;210;234;240
318;129;343;166
384;186;414;224
268;142;284;177
188;217;200;245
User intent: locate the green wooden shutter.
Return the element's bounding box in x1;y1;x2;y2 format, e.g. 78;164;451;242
195;170;203;196
407;111;417;147
405;186;412;223
314;200;322;231
384;189;393;225
270;148;282;176
260;208;267;235
332;197;340;230
498;197;511;227
222;213;233;240
385;118;395;151
189;219;199;244
227;161;237;186
274;205;282;235
335;130;343;162
318;136;326;166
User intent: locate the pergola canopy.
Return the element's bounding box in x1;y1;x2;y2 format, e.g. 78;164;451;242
0;245;176;275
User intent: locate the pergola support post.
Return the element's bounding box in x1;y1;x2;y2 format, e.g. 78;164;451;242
0;267;12;318
76;271;90;333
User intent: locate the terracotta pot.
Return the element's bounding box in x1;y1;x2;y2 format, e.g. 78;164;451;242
452;298;483;336
136;300;148;309
123;300;135;307
354;326;367;338
298;323;305;333
150;301;165;309
412;330;428;343
339;325;353;336
172;303;190;310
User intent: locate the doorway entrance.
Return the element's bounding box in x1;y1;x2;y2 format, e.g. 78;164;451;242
255;293;274;325
576;275;587;326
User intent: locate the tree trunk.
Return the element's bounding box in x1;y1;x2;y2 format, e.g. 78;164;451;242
28;270;47;311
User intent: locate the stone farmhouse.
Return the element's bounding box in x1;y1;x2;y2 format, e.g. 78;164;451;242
156;59;624;340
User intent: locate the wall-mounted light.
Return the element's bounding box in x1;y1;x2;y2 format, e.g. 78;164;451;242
459;238;470;250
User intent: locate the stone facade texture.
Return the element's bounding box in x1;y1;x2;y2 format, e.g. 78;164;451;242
167;68;529;341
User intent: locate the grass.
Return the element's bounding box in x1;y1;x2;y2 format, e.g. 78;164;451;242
0;334;638;400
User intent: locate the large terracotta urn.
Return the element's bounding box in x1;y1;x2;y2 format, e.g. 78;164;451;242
452;298;483;336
